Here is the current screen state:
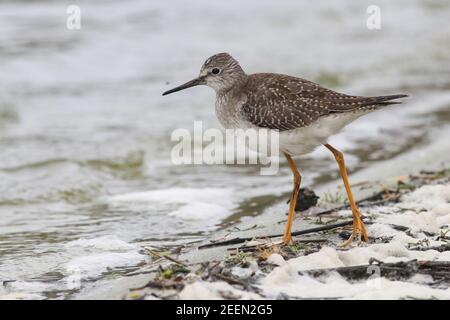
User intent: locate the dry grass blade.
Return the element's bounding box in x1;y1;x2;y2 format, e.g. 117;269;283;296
145;248;188;267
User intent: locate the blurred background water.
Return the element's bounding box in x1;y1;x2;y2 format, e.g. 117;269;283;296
0;0;450;299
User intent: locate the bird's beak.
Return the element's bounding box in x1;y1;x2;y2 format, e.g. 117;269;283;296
162;77;204;96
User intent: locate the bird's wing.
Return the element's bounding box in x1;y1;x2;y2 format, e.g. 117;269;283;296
240;73;406;131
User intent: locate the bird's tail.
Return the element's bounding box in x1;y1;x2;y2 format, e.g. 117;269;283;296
366;94;408;107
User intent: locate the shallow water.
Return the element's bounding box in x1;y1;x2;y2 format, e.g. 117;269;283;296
0;0;450;299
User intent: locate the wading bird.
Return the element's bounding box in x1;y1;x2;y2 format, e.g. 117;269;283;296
163;53;407;245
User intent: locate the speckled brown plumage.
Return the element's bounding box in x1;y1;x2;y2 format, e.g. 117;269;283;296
239;73;407;131
162;52;407;134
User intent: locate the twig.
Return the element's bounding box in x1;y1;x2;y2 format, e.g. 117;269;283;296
226;238;328;253
389;224;409;232
315;191;386;216
199;220;356;249
145;248;187;267
409;244;450;252
277;292;344;300
210;272;248;287
299;259;450;281
130;279;184;291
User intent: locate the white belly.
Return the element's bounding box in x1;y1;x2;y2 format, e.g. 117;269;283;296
279;112;369;156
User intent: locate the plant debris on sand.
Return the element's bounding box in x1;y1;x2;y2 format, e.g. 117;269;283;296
125;169;450;300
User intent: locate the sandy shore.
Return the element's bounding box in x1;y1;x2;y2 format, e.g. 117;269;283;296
66;166;449;300
3;128;440;301
60;124;450;300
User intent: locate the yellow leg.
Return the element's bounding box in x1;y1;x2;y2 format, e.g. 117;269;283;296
283;153;301;245
324;144;368;246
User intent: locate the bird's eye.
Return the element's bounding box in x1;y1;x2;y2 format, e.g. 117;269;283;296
211;68;221;75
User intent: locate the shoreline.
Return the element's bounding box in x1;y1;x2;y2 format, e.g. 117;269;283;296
73;166;450;300
72;125;450;299
128;169;450;300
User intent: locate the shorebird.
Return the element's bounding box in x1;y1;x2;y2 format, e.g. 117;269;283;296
162;53;407;246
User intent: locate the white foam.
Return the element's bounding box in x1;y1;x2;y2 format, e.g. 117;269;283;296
63;236;147;280
2;281;48;293
168;202;230;220
258;184;450;299
65;235;138;251
179;281;261;300
260;244;450;299
66;251;145;280
201;269;450;299
107;187;236;222
107;188;232;206
398;185;450;212
379;185;450;234
0;280;51;300
0;292;44;300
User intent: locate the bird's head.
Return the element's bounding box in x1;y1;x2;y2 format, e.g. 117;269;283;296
162;53;246;96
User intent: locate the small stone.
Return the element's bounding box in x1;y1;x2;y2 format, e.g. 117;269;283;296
267;253;286;266
339;231;351;240
231;266;253;279
244;240;264;247
286;188;319;212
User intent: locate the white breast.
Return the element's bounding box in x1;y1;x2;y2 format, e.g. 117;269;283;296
279;111;369;156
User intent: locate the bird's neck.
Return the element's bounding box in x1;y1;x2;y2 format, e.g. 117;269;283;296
216;73;248;97
215;75;248;129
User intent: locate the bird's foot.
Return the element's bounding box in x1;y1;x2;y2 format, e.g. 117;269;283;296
341;211;368;247
281;234;294;246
